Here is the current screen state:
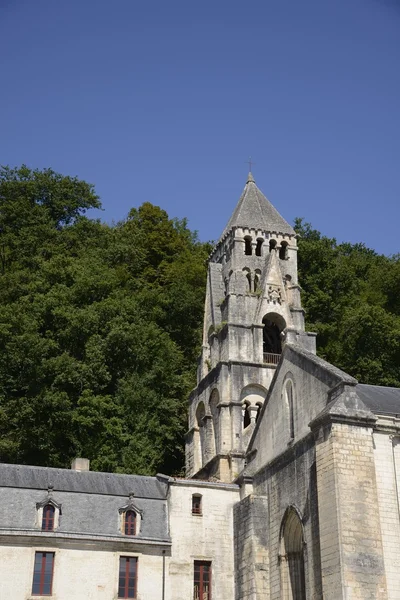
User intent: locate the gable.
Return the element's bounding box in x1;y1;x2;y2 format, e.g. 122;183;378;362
245;344;357;475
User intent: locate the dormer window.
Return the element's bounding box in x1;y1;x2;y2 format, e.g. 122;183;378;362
124;510;136;536
192;494;202;515
36;492;61;531
119;494;142;536
42;504;55;531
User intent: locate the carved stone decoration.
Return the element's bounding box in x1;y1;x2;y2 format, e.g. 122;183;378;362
267;284;282;305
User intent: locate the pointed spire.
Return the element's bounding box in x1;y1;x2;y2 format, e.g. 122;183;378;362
219;174;295;241
247;171;255;184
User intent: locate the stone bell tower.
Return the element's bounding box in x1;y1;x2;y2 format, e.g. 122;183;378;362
185;172;316;482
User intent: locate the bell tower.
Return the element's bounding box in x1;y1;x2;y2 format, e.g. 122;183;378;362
185;173;316;482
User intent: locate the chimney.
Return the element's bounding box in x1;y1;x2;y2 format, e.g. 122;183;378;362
71;458;90;472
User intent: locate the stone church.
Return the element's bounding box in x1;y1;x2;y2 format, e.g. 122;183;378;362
1;173;400;600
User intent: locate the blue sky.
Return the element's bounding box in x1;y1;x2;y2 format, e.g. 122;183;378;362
1;0;399;255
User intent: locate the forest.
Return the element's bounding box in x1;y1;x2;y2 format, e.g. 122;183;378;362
0;166;399;475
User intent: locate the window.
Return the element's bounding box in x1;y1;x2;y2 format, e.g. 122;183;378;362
41;504;55;532
269;239;277;252
279;241;288;260
124;510;136;536
255;238;263;256
194;561;211;600
285;380;295;440
244;236;252;255
279;508;306;599
192;494;202;515
118;556;138;599
32;551;54;596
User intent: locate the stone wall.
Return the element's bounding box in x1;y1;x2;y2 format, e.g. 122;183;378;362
251;436;323;600
0;543;165;600
167;480;239;600
374;428;400;600
315;423;388;600
233;494;269;600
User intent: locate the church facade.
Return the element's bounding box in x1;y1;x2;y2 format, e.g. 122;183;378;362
1;174;400;599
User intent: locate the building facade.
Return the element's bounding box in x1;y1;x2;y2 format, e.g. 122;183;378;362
1;173;400;599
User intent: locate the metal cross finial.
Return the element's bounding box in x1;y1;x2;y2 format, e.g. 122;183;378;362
246;157;255;172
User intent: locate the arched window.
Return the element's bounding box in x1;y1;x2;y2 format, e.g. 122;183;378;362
255;238;263;257
254;269;261;292
244;236;253;255
269;239;277;252
263;317;283;355
243;402;251;429
124;510;136;536
243;268;252;292
285;380;295;440
279;507;306;600
41;504;55;532
279;241;288;260
192;494;202;515
196;402;207;467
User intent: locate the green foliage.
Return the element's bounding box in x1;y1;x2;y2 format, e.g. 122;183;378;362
0;167;209;475
295;218;400;387
0;166;399;477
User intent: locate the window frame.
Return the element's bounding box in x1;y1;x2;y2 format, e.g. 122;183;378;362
285;379;295;441
118;556;138;599
192;494;203;516
31;551;55;596
194;560;212;600
41;504;55;532
124;510;136;536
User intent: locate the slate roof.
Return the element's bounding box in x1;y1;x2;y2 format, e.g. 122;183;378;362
0;463;169;541
220;173;295;239
356;384;400;416
0;462;167;498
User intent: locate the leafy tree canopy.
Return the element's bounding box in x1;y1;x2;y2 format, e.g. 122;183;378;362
295;218;400;387
0;167;398;476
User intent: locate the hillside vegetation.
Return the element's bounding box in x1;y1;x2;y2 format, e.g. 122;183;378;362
0;167;399;474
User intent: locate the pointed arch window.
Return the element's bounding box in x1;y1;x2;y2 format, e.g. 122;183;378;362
279;507;306;600
41;504;55;531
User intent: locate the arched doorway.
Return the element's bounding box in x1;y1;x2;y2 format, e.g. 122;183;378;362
279;507;306;600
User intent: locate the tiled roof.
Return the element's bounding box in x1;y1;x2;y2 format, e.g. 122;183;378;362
220;173;295;239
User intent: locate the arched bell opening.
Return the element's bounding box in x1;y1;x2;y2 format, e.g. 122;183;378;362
244;236;253;256
279;507;306;600
262;313;286;365
255;238;264;257
279;241;289;260
269;239;277;252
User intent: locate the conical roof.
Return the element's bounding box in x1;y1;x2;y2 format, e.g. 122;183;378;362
220;173;295;239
